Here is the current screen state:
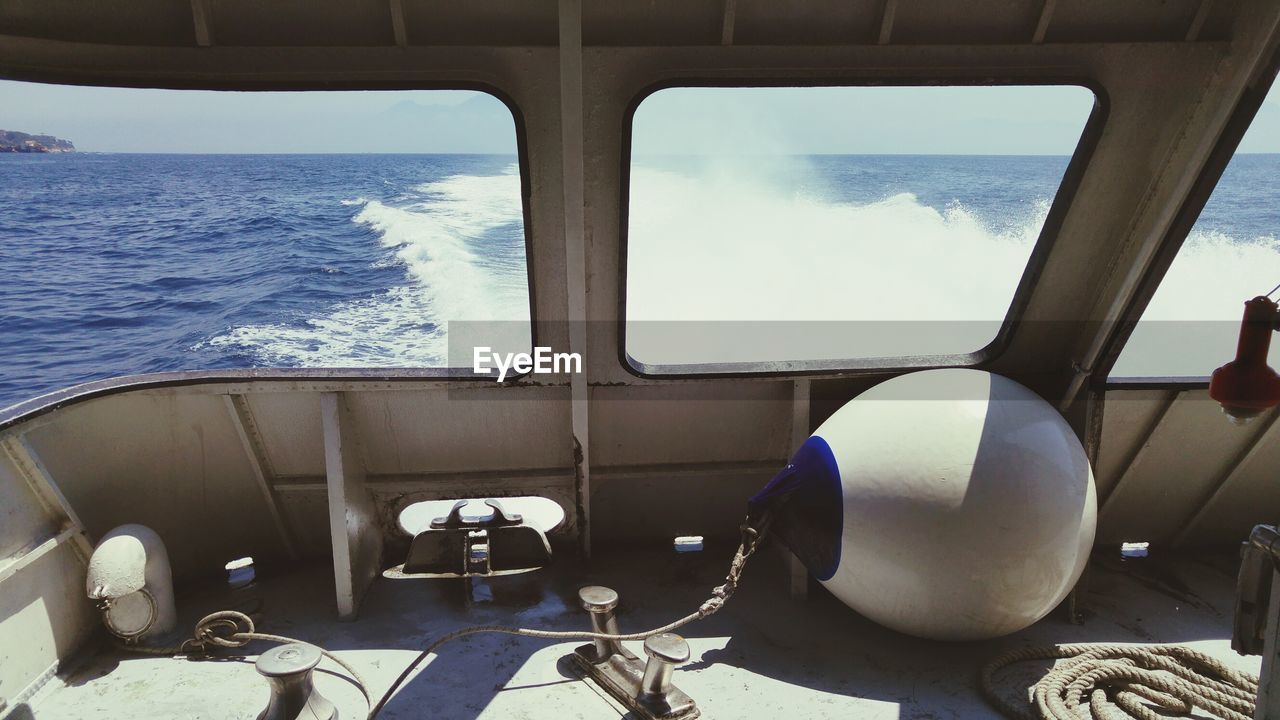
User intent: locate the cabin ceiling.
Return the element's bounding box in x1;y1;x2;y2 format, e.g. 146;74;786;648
0;0;1237;50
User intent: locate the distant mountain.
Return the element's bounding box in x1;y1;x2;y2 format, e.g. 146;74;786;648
0;130;75;153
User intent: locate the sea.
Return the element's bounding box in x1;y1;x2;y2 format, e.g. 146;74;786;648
1;152;1277;410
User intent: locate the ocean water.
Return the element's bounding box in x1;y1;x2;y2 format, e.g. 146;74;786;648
1;152;1277;409
0;154;528;408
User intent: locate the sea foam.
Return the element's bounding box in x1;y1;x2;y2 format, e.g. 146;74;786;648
205;160;1278;375
625;165;1048;364
205;165;529;367
1112;230;1280;377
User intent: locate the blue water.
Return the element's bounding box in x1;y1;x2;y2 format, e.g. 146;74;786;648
0;154;527;408
1;153;1277;409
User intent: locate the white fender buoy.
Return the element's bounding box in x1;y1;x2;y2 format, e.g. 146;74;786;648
755;369;1096;641
86;524;177;642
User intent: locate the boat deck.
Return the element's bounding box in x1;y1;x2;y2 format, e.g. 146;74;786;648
19;545;1258;719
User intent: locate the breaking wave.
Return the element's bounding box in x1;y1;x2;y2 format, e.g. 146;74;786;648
205;165;529;366
1112;230;1280;377
203;159;1278;373
625;165;1050;363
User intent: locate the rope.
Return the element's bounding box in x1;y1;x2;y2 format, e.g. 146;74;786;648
117;610;372;711
980;643;1259;720
118;511;773;720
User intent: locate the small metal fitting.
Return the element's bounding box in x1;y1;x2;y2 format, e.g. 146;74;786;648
640;633;690;698
1250;524;1280;565
255;643;337;720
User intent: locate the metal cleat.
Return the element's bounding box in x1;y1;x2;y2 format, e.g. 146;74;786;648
569;586;699;720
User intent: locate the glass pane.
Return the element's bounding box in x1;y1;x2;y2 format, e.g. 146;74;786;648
624;85;1096;371
1110;82;1280;378
0;82;530;409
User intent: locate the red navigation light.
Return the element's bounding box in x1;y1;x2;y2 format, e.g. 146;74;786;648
1209;296;1280;423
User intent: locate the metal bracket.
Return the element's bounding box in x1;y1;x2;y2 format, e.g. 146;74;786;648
1234;524;1280;720
568;586;699;720
383;499;552;579
1234;525;1278;655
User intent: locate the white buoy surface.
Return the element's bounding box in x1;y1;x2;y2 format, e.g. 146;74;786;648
813;368;1096;640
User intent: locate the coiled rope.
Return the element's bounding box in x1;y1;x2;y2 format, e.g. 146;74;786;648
123;511;772;720
980;643;1259;720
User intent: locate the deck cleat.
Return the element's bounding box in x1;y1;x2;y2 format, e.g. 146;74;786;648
569;586;700;720
383;499;552;579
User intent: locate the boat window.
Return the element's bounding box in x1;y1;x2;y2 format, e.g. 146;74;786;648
623;85;1097;373
1109;82;1280;379
0;81;531;410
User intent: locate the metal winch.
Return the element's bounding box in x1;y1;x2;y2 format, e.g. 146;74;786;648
255;643;337;720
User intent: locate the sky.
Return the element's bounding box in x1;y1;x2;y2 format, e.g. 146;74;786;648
0;83;518;153
1;78;1277;154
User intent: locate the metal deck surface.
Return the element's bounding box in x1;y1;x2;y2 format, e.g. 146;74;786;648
16;546;1260;719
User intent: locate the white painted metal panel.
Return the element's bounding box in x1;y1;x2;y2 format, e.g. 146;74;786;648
24;393;289;582
0;542;95;714
342;386;574;474
1174;413;1280;546
590;463;775;543
1094;388;1174;498
1098;390;1267;545
244;392;325;478
0;449;58;559
590;382;792;467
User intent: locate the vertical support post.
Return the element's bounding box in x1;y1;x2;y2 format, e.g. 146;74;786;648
321;392;382;621
786;379;812;600
559;0;592;558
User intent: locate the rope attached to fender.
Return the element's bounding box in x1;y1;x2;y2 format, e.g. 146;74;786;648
981;643;1259;720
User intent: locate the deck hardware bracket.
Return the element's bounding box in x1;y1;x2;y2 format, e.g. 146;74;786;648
1236;524;1280;655
1235;523;1280;718
385;499;552;579
569;586;700;720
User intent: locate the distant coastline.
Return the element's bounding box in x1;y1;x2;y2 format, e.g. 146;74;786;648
0;130;74;153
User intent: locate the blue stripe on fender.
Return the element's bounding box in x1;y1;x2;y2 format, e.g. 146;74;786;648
750;435;843;582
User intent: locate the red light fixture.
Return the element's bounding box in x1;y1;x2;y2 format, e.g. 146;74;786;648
1209;296;1280;423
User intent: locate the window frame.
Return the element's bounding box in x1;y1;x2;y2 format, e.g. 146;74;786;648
617;78;1110;379
1098;63;1280;388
